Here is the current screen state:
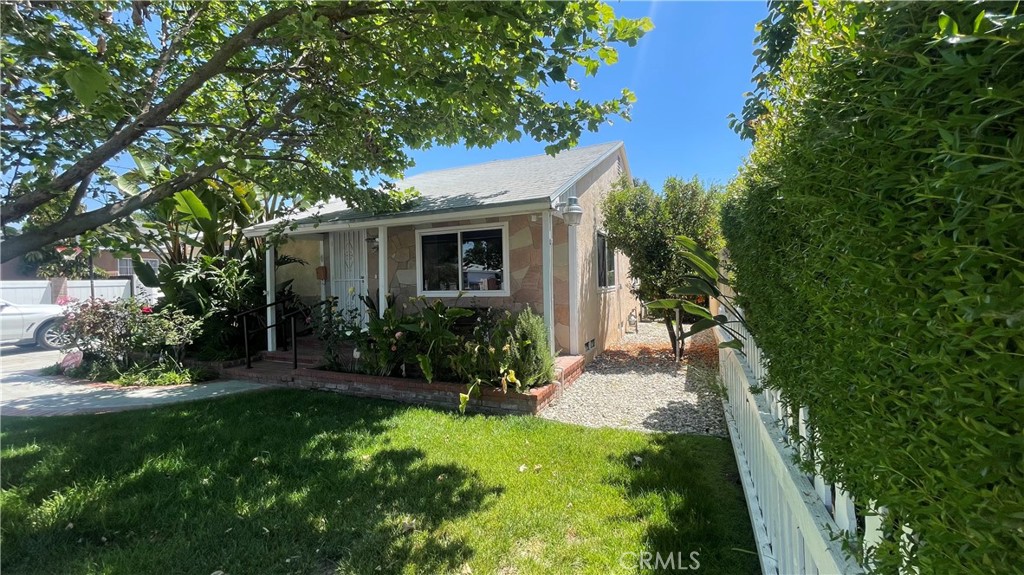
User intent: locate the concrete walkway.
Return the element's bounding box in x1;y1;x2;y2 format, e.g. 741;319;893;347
0;347;267;417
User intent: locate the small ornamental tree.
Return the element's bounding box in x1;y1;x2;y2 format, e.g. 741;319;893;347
601;176;724;351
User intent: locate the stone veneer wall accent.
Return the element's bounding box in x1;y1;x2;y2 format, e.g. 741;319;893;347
382;214;571;352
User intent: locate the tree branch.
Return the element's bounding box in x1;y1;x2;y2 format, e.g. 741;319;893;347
139;5;206;115
1;163;226;262
60;172;93;223
2;3;376;226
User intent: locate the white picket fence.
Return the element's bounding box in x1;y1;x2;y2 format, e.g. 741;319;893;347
714;289;893;574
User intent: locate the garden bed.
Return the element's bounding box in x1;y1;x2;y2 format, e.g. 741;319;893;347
225;355;585;415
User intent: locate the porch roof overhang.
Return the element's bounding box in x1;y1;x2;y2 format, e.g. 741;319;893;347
242;197;554;238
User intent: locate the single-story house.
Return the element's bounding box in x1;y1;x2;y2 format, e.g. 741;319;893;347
243;141;640;361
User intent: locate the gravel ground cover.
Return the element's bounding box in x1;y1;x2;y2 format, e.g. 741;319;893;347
542;321;728;436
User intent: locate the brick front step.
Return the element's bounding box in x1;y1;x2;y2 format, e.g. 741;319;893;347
261;350;322;368
221;355;585;415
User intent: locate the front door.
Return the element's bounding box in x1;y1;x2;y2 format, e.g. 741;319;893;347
330;230;367;325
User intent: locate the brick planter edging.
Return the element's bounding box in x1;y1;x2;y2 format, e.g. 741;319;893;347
290;368;569;415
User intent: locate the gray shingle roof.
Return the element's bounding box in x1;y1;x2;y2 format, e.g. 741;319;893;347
247;141;623;235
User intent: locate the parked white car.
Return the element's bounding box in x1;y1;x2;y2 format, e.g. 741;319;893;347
0;299;66;350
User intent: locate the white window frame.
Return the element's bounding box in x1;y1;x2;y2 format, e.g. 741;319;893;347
415;222;510;298
597;231;617;292
118;258;159;276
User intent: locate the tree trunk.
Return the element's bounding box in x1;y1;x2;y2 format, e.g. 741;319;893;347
663;315;678;359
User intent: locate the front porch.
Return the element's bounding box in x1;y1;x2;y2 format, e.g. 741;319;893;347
265;208;579;357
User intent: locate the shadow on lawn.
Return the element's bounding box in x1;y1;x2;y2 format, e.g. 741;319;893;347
612;433;759;575
1;391;502;575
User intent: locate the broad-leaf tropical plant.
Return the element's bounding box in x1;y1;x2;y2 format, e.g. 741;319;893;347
645;235;746;354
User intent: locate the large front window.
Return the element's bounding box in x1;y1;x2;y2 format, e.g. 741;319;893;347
418;224;508;296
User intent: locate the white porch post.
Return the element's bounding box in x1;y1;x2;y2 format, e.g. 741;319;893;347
265;243;277;352
377;225;388;318
542;210;555;355
567;224;580;355
318;234;328;301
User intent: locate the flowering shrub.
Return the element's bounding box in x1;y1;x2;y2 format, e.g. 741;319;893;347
62;298;149;366
451;308;554;410
62;298;203;368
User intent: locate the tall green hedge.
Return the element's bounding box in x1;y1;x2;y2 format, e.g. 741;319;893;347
724;2;1023;573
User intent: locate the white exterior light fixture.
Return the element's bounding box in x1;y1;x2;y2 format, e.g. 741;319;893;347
561;195;583;227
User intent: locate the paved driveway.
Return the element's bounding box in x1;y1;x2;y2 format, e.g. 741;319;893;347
0;346;266;417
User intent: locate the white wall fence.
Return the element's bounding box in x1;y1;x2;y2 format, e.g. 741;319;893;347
0;280;52;304
714;286;897;574
0;278;138;304
66;279;132;301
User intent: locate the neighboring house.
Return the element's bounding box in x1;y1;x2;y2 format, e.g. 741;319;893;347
0;250;160;281
244;141;640;361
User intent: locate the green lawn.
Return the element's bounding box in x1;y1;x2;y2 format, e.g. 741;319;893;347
1;389;757;574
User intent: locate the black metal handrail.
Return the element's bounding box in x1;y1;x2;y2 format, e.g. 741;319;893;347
240;297;336;369
278;298;336;369
239;300;285;369
234;299;285;319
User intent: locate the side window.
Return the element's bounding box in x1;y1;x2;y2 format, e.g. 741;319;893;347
597;232;616;289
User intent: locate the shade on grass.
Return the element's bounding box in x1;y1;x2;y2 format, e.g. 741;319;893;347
1;389;758;574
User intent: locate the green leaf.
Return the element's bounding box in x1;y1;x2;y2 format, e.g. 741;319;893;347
680;301;713;320
133;259;160;288
680;250;719;283
938;13;958;36
598;46;618;65
63;62;112;108
676;235;720;268
680;318;719;338
667;276;722;297
175;190;212;221
646;299;682;310
417;353;433;383
113;174;141;196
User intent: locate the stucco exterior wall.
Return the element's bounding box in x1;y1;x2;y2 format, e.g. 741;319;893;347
277;236;324;304
0;250;162;281
575;152;641;361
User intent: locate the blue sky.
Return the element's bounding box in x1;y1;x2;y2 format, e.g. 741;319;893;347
406;1;767;188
